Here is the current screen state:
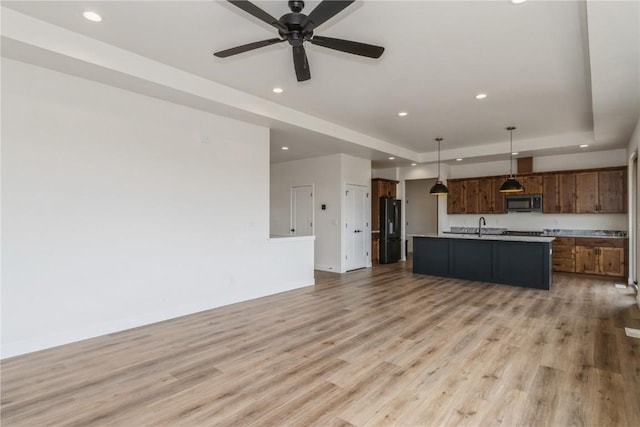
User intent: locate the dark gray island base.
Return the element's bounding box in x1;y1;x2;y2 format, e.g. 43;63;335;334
413;235;554;290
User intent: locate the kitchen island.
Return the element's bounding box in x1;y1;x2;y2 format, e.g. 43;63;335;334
413;234;555;290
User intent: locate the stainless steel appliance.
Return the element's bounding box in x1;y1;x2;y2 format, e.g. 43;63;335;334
380;198;401;264
505;194;543;212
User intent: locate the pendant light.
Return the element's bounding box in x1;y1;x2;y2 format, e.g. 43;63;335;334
499;126;525;193
430;137;449;195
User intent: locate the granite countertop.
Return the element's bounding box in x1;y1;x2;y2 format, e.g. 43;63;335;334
415;233;555;243
446;227;627;239
543;229;627;238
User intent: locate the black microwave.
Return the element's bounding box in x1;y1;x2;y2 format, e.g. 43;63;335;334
505;194;543;212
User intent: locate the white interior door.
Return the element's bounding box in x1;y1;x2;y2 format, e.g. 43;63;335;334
345;184;369;270
291;185;313;236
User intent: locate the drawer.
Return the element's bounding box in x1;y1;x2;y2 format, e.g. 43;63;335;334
575;237;624;248
553;258;575;272
553;237;575;246
553;245;575;259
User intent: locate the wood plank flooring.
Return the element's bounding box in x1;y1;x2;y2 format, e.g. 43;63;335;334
2;259;640;426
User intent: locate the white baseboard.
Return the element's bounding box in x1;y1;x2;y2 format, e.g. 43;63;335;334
314;264;339;273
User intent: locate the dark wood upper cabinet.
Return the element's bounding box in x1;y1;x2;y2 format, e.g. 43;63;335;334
478;178;493;213
446;166;625;215
575;171;599;213
371;178;398;232
464;179;479;214
447;180;466;214
519;174;543;195
543;173;576;213
543;174;560;213
559;173;577;213
598;169;626;213
492;178;506;214
575;169;625;213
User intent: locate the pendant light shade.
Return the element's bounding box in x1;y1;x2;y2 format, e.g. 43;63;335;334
430;137;449;195
499;176;525;193
499;126;524;193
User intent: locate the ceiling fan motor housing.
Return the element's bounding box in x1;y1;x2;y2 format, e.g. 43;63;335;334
288;0;305;13
279;12;313;45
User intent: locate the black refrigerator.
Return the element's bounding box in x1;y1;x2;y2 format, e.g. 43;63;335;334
379;198;402;264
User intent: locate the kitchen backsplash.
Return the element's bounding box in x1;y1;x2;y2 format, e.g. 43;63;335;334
449;226;627;238
445;212;627;233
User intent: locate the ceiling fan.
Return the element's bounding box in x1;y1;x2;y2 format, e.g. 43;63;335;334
214;0;384;82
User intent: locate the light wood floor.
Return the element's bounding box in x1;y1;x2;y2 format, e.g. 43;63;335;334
2;259;640;426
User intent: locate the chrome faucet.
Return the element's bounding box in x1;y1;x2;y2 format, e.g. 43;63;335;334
478;216;486;237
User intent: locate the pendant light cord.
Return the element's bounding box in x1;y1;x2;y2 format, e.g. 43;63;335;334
436;137;443;179
507;126;516;177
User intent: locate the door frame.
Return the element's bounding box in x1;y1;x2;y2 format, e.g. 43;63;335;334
344;183;371;272
290;184;314;236
629;151;637;286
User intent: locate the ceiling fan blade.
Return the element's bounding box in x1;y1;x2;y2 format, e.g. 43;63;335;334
227;0;289;33
214;38;285;58
310;36;384;58
292;45;311;82
301;0;354;32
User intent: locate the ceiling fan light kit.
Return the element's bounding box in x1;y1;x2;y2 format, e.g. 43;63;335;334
499;126;525;193
215;0;385;82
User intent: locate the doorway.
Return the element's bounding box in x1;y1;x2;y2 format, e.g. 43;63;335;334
290;185;313;236
405;179;438;253
345;184;369;271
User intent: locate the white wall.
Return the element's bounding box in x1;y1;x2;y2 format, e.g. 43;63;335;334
627;113;640;306
533;149;627;172
342;154;372;188
448;149;627;179
270;154;371;273
1;59;314;358
271;154;342;271
405;179;437;252
397;163;450;236
372;168;399;180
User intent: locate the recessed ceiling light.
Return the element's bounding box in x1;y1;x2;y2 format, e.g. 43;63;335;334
511;152;519;156
389;157;395;160
83;11;102;22
411;163;417;166
281;146;288;150
475;93;487;100
456;158;463;162
579;144;589;148
511;0;527;4
272;87;283;93
398;112;408;117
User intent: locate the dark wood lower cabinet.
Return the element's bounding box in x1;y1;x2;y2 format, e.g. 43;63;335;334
371;233;379;263
552;237;576;273
552;236;626;278
575;238;625;277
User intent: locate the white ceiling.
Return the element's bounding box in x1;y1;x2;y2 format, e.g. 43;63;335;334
2;0;639;168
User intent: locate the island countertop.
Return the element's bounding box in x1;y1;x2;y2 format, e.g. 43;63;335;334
414;233;555;243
